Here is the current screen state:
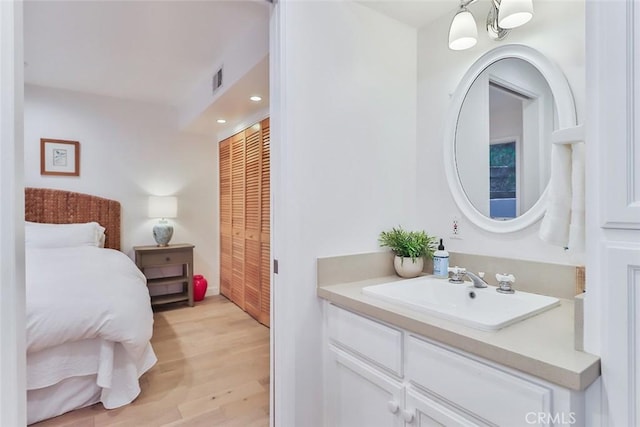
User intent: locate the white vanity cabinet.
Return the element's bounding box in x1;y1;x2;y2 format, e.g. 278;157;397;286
405;388;486;427
325;303;405;427
324;303;586;427
326;347;405;427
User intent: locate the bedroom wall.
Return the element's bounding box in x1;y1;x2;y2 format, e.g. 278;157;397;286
23;84;219;294
417;0;585;265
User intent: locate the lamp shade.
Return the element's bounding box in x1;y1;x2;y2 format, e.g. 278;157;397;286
449;9;478;51
498;0;533;29
148;196;178;218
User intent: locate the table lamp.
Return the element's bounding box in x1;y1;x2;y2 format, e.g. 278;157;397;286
148;196;177;246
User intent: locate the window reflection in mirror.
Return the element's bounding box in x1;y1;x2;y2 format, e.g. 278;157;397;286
489;83;523;219
455;58;556;221
490;141;516;219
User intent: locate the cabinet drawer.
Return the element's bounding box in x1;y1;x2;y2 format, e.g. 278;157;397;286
138;250;191;267
327;304;403;377
407;335;552;426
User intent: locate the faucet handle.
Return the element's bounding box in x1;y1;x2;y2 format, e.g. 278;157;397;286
448;266;466;275
447;266;466;284
495;273;515;283
478;272;485;279
495;273;516;294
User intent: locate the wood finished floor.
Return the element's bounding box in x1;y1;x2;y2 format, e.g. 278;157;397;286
33;296;270;427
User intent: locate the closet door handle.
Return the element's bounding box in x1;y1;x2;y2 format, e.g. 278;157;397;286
387;400;399;414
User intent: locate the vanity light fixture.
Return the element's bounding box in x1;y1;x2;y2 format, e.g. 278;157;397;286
449;0;534;50
449;2;478;51
498;0;534;29
249;95;262;102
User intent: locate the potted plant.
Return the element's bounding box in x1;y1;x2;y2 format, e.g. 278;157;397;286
379;226;437;278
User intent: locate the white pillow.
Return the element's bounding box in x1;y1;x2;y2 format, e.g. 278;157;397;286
98;232;106;248
25;221;106;248
96;223;106;247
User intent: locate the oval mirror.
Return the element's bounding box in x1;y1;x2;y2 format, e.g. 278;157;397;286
444;45;577;233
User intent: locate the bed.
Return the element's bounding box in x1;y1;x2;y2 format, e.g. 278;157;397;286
25;188;157;425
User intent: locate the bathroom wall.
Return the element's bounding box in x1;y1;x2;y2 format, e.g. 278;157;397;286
272;1;417;424
417;0;585;265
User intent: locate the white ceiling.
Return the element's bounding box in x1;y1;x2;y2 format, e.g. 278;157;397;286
187;55;270;137
24;0;457;136
24;0;271;135
358;0;455;29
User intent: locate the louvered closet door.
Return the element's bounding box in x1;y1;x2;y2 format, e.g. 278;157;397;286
231;132;245;309
219;138;232;298
219;119;270;327
259;118;271;327
244;124;262;320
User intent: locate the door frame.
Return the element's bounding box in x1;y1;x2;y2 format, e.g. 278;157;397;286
0;0;26;425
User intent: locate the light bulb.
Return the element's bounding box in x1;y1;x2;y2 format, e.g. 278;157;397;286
498;0;533;29
449;8;478;51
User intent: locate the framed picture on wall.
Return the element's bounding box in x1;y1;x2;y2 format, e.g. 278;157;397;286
40;138;80;176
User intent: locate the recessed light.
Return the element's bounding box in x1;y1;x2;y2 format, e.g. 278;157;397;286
250;96;262;102
217;119;227;124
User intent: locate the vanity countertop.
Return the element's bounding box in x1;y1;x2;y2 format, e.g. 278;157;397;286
318;274;600;391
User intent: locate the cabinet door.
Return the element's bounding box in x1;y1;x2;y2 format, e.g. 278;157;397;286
259;238;270;326
588;2;640;425
327;347;403;427
231;132;245;308
221;120;270;323
219;138;232;298
591;1;640;230
405;388;488;427
220;233;232;298
244;125;262;319
259;118;270;326
243;238;261;319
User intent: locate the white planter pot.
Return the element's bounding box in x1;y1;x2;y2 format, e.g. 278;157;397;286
393;256;424;278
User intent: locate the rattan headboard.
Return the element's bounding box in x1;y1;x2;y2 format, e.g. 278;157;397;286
25;188;121;250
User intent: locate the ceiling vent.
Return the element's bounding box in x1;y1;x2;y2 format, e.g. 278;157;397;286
212;67;223;94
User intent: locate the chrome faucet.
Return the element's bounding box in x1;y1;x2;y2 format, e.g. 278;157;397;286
465;271;488;288
447;267;488;288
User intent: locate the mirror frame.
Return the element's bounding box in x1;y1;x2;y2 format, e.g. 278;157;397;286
444;44;577;233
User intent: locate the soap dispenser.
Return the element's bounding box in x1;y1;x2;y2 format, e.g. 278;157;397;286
433;239;449;279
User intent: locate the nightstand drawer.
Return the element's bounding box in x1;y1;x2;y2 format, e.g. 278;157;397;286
138;250;192;267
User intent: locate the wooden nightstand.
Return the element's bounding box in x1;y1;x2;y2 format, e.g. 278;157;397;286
134;243;195;307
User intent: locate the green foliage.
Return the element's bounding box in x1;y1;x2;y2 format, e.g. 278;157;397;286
378;226;437;261
490;142;516;167
490;142;517;195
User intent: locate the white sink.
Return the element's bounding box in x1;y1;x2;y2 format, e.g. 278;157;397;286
362;276;560;331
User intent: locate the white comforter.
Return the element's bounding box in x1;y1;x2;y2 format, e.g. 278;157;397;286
26;246;154;363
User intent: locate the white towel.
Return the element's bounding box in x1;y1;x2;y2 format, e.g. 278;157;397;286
539;143;572;247
568;142;585;251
